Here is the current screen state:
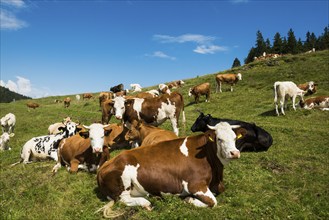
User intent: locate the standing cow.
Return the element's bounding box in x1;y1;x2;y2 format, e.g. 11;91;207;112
215;73;242;93
188;82;211;103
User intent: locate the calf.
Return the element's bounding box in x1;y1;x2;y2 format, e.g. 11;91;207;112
125;120;178;147
52;123;111;174
215;73;242;93
0;132;14;151
191;112;273;152
298;81;317;96
274;81;305;116
27;102;39;109
63;97;71;108
110;92;185;136
14;122;80;165
188;82;211;103
97;122;244;214
1;113;16;134
299;96;329;110
110;83;124;93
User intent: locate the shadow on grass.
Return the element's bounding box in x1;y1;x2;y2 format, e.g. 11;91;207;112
259;109;277;117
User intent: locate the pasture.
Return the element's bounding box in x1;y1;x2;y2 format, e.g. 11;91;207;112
0;50;328;219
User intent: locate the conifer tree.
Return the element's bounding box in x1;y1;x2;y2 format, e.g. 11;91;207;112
245;47;257;64
232;58;241;68
318;26;329;50
255;30;267;56
272;32;283;54
287;28;298;54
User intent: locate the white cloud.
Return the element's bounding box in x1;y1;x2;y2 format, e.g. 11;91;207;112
194;45;228;54
230;0;249;4
1;0;26;8
151;51;176;60
0;0;28;30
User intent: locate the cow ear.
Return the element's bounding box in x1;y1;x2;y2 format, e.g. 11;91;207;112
233;127;247;139
79;131;89;139
205;130;216;142
104;129;112;136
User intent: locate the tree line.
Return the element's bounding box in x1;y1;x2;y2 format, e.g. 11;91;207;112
0;86;31;103
232;26;329;67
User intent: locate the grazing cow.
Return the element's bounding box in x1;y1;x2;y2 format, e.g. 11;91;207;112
299;96;329;110
168;80;185;89
158;83;171;94
1;113;16;134
76;94;81;101
110;92;185;136
83;93;93;100
130;84;142;92
63;97;71;108
99;92;113;107
215;73;242;93
48;117;72;135
27;102;39;109
52;123;111;174
97;122;244;215
188;82;211;103
13;122;80;165
125;120;178;147
110;83;124;93
298;81;318;96
191;112;273;152
274;81;305;116
0;132;15;151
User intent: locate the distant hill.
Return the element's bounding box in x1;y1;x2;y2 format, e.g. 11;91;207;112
0;86;31;103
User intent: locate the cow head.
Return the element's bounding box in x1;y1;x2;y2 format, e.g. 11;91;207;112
306;81;317;95
124;120;141;142
80;123;111;153
60;121;80;137
237;73;242;81
191;111;211;132
207;122;242;165
112;96;126;120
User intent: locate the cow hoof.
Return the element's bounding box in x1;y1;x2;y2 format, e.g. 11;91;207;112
144;205;153;211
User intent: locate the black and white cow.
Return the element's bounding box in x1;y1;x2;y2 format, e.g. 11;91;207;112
13;122;80;165
191;112;273;152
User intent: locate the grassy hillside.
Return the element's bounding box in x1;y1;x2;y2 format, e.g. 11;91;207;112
0;50;328;219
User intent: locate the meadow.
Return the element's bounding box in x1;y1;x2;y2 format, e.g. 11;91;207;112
0;50;328;219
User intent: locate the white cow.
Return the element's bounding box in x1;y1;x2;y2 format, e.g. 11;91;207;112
0;132;14;151
1;113;16;134
274;81;305;116
130;84;142;92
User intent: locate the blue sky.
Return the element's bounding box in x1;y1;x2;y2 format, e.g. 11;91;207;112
1;0;328;98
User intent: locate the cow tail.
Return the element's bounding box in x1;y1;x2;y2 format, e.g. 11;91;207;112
273;82;279;104
95;200;124;218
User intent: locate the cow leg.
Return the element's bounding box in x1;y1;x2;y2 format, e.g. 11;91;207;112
185;185;217;207
230;84;234;92
219;82;222;93
52;162;61;173
170;117;179;136
119;190;151;209
292;95;297;111
280;97;285;115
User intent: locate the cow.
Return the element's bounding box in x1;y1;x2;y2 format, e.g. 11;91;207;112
130;84;142;92
1;113;16;134
297;81;317;96
191;112;273;152
27;102;39;109
12;122;80;165
0;132;15;151
125;120;178;147
110;92;185;136
48;117;72;135
146;89;160;97
274;81;305;116
104;123;130;150
52;123;111;174
134;92;155;99
99;92;113;107
299;96;329;110
63;97;71;108
215;73;242;93
158;84;171;94
83;93;93;100
188;82;211;103
167;80;185;89
76;94;81;101
101;99;115;125
114;90;127;97
96;122;245;216
110;83;124;93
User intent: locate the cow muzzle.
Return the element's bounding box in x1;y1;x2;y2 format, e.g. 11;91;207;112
230;150;240;159
115;115;122;120
93;147;103;153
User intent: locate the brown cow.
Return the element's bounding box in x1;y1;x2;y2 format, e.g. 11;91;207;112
299;96;329;110
52;123;111;174
83;93;93;100
99;92;113;107
167;80;185;89
125;120;178;147
97;122;245;215
63;97;71;108
101;99;114;125
26;102;39;109
297;81;317;96
215;73;242;93
188;82;210;103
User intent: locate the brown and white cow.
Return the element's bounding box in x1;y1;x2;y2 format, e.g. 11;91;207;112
110;92;185;135
168;80;185;89
158;83;171;94
215;73;242;93
299;96;329;111
125;120;178;147
83;93;93;100
63;97;71;108
297;81;318;96
188;82;211;103
52;123;111;174
97;122;245;215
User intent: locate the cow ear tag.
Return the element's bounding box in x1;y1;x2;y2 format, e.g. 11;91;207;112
208;136;214;142
237;134;242;139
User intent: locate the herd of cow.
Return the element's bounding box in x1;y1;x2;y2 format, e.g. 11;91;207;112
1;71;328;217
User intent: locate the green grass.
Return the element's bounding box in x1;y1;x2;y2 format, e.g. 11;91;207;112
1;50;329;219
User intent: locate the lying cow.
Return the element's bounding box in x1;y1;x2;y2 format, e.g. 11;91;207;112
52;123;111;174
274;81;305;116
191;112;273;152
299;96;329;110
215;73;242;93
110;92;185;136
0;132;15;151
298;81;317;96
1;113;16;134
48;117;72;135
12;122;80;165
125;120;178;147
168;80;185;89
188;82;211;103
97;122;245;216
110;83;124;93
